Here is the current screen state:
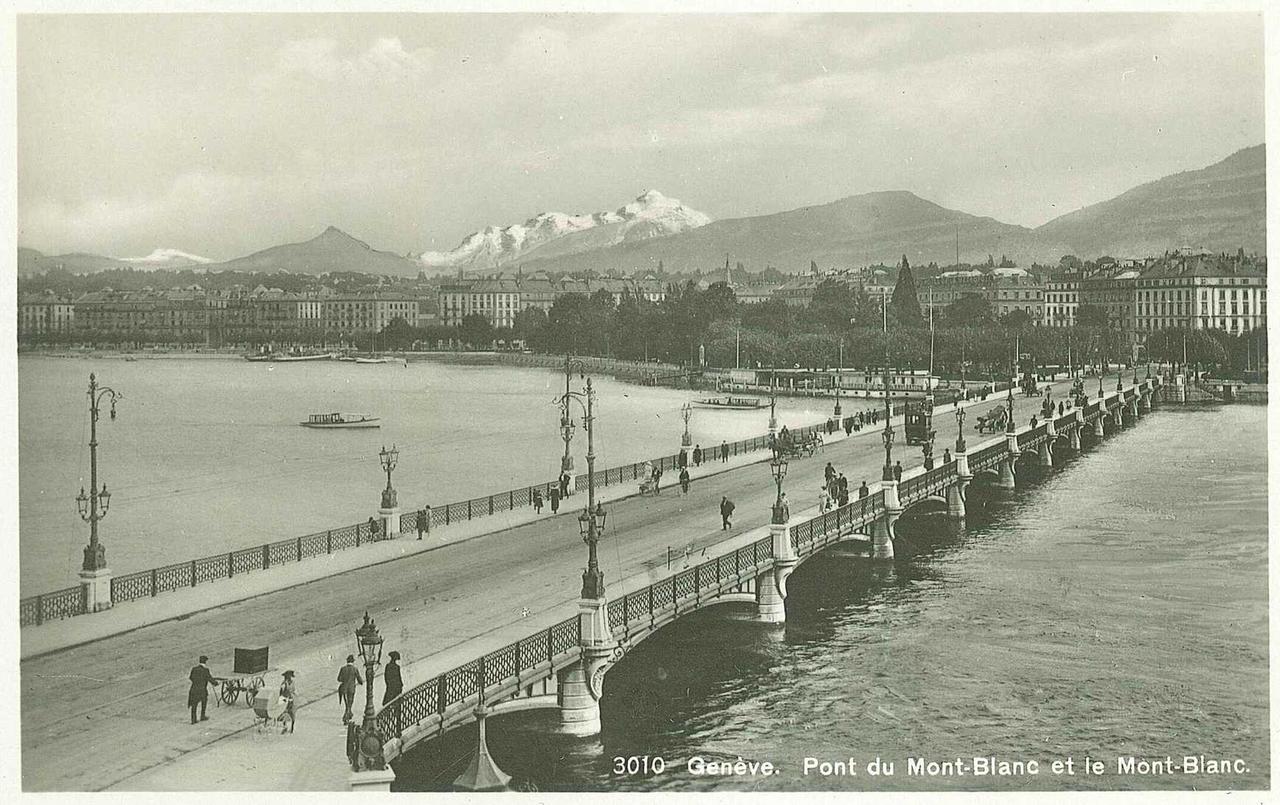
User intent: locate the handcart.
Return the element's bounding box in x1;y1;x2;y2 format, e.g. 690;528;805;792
219;646;269;707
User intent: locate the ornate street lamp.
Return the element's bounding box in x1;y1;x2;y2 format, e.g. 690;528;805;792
77;373;121;572
559;354;585;494
768;371;778;434
560;377;605;599
349;612;386;772
955;360;967;452
880;326;895;482
833;339;843;419
1005;383;1016;434
680;401;693;449
770;457;789;524
379;444;398;509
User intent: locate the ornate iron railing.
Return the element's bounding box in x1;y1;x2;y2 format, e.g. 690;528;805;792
374;614;581;742
18;585;86;627
968;441;1007;472
791;493;885;555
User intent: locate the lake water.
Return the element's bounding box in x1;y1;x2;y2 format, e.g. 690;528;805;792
395;403;1269;792
17;355;834;594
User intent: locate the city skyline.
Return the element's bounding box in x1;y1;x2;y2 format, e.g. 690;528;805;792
17;12;1264;260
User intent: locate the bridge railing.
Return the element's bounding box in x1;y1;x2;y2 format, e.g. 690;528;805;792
790;492;886;556
968;441;1007;472
376;614;582;743
607;535;775;638
1015;423;1047;451
899;461;959;505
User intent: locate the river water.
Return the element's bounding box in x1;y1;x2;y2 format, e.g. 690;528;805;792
17;355;834;594
396;403;1269;792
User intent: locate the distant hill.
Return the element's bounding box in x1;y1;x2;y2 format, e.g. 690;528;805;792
17;248;133;276
517;190;1058;275
1031;144;1265;258
209;226;421;278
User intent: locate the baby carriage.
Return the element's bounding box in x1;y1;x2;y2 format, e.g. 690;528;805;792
252;684;294;733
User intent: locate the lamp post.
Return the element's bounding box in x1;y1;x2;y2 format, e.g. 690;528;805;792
76;373;121;572
561;377;605;600
770;456;789;524
1098;344;1105;398
880;295;894;483
1005;382;1016;434
379;444;398;509
559;354;584;496
350;612;386;772
833;339;843;419
768;370;778;434
954;374;967;454
680;401;693;449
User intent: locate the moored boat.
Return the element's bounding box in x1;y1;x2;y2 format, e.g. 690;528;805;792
299;412;380;428
693;396;767;410
354;356;397;364
276;351;334;362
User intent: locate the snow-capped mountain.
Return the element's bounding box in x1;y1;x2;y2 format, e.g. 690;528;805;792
118;248;214;268
419;190;711;270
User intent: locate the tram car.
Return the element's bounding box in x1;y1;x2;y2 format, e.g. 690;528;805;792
903;396;935;446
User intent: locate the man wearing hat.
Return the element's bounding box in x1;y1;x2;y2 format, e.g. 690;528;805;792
336;654;364;724
382;651;403;705
188;655;218;724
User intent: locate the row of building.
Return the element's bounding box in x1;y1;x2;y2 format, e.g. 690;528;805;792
17;253;1266;343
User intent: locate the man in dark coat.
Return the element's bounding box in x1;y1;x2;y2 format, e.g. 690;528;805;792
549;485;560;514
382;650;404;705
188;654;218;724
859;480;869;499
720;496;735;530
337;654;364;724
679;467;691;495
416;508;427;540
693;445;702;466
893;461;903;481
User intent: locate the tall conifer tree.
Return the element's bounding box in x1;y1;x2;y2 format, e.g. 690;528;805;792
891;255;924;327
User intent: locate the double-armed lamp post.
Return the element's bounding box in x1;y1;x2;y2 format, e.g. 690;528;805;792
77;373;122;572
379;444;398;509
770;456;789;524
350;612;385;772
560;376;607;600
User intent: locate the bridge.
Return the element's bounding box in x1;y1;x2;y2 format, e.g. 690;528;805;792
362;377;1162;791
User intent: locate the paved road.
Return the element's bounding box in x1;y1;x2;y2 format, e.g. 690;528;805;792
20;375;1098;790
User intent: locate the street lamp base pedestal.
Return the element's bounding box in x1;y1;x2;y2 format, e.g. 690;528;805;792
79;566;113;613
349;767;397;792
379;506;401;539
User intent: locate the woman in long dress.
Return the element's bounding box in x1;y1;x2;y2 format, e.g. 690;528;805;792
279;670;297;734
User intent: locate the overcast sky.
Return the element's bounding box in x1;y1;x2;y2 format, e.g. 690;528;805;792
16;12;1264;260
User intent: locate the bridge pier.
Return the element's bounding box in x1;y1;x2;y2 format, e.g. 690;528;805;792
1092;413;1105;438
756;522;796;623
947;451;971;521
872;481;901;560
1114;404;1125;428
1037;440;1053;468
1068;425;1081;451
558;597;613;736
1140;391;1152;412
453;704;511;792
997;431;1019;489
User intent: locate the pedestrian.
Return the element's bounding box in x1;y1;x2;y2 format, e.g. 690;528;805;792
844;417;853;436
778;492;790;522
652;464;663;494
720;496;735;530
279;670;297;734
415;508;427;540
679;449;688;469
187;654;218;725
721;441;728;463
893;461;902;481
337;655;363;725
1030;415;1038;429
693;445;702;466
367;516;379;541
859;480;869;499
824;462;835;485
943;448;952;464
642;460;653;482
532;488;543;514
838;474;850;507
819;487;832;512
382;651;403;706
1058;401;1064;417
549;485;560;514
559;473;570;498
679;467;690;495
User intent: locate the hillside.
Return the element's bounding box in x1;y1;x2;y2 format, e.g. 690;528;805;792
517;191;1059;275
18;247;132;276
1032;144;1265;258
210;226;421;277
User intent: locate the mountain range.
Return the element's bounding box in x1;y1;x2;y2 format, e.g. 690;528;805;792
16;144;1264;279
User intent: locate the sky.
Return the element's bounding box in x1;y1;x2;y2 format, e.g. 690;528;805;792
15;12;1265;261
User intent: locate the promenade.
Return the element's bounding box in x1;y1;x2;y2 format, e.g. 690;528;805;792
21;375;1095;791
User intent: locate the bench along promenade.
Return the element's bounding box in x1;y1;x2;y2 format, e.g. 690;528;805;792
20;372;1160;793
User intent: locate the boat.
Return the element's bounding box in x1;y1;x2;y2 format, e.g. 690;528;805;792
276;351;333;362
354;356;397;364
245;352;282;362
693;396;768;410
299;412;381;428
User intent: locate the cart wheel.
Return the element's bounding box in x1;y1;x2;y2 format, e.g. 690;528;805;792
245;677;263;707
220;681;237;705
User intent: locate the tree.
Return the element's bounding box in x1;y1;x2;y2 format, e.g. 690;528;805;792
890;255;923;328
458;313;493;349
1076;304;1108;327
943;294;994;328
1003;309;1032;329
513;307;547;343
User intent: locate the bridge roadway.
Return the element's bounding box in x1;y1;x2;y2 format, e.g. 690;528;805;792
20;373;1102;791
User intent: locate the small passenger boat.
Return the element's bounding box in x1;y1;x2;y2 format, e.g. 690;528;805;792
276;351;333;362
299;412;381;428
693;396;768;410
354;356;397;364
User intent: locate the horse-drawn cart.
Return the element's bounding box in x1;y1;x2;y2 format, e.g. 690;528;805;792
974;406;1009;434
